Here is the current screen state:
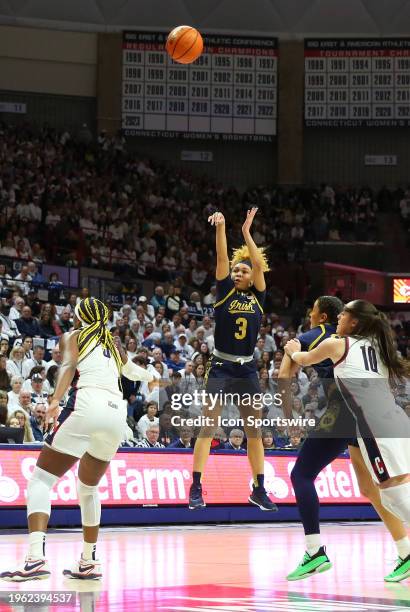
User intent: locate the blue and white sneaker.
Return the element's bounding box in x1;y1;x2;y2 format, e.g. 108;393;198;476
188;483;206;509
0;556;50;581
248;485;278;511
63;557;102;580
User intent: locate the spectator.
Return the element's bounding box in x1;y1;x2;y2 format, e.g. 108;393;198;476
22;336;33;359
46;346;62;371
0;299;19;340
6;346;25;378
0;338;9;356
136;401;159;439
7;415;20;428
224;429;245;451
158;413;178;446
30;402;48;442
11;410;34;442
262;429;276;450
58;308;73;333
151;286;166;311
46;366;59;395
134;423;165;448
203;285;217;306
17;390;33;416
175;333;194;360
7;376;23;411
9;296;25;321
16;306;41;338
0;356;11;391
38;303;62;338
13;265;32;295
22;346;47;379
24;371;50;402
0;395;7;426
168;426;195;448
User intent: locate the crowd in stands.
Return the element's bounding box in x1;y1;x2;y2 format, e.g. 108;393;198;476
0;273;408;449
3;121;406;293
0;121;408;449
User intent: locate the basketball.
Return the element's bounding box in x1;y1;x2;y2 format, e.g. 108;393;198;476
165;25;203;64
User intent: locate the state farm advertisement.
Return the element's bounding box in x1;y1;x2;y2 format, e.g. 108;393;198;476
0;450;367;507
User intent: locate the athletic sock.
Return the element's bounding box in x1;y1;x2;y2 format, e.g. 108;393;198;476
305;533;322;557
82;542;97;561
395;536;410;560
28;531;46;558
192;471;201;486
255;474;264;488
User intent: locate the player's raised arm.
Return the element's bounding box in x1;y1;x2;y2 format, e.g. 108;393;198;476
113;336;154;382
241;207;266;292
208;211;229;280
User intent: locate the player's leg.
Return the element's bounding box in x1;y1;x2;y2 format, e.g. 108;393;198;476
240;403;277;511
190;399;224;509
287;436;348;581
348;443;410;583
0;446;78;581
63;452;110;580
189;357;225;509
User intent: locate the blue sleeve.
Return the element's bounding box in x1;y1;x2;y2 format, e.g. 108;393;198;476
298;328;321;352
216;275;234;302
252;286;266;307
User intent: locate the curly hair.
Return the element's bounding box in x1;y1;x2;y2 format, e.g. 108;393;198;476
230;244;270;272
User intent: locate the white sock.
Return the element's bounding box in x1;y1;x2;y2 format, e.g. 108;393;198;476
395;536;410;560
29;531;46;559
82;542;97;561
305;533;321;557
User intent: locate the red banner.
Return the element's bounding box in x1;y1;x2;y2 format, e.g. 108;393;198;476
0;450;366;507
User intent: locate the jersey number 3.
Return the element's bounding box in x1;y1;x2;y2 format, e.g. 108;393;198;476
234;317;247;340
360;345;378;373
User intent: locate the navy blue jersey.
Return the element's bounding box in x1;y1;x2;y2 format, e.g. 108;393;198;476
213;275;265;357
298;323;336;379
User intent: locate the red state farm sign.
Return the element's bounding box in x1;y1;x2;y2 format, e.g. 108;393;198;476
0;450;367;506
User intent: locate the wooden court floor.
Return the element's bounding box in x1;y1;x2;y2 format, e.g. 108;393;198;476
1;523;410;611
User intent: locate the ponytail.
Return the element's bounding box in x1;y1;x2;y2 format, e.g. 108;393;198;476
345;300;410;385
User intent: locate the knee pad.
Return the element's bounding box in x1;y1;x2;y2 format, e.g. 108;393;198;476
27;466;59;518
380;482;410;525
77;480;101;527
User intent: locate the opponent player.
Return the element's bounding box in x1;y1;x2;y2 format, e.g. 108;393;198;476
280;296;410;582
0;297;155;581
285;299;410;582
189;208;276;511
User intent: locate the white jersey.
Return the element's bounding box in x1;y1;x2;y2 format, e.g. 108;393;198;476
334;336;410;483
334;336;389;380
334;335;410;440
76;339;121;397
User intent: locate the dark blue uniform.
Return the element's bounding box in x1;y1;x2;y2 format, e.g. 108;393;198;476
291;323;357;536
205;275;265;397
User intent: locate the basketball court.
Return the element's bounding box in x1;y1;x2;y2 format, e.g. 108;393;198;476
1;522;410;611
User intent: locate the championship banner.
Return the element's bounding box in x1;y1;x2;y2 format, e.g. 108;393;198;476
122;31;278;141
304;38;410;127
0;449;367;507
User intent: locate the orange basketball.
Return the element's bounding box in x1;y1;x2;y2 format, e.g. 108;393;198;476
166;26;203;64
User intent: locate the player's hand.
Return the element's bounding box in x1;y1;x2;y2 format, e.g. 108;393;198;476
242;207;258;234
46;398;60;429
284;338;301;358
208;211;225;226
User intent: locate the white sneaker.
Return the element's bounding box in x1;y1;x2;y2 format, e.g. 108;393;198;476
63;557;102;580
0;556;50;582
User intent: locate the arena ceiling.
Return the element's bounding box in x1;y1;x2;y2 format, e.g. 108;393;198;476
0;0;410;36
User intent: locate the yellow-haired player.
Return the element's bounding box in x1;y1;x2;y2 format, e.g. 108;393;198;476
189;208;277;511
